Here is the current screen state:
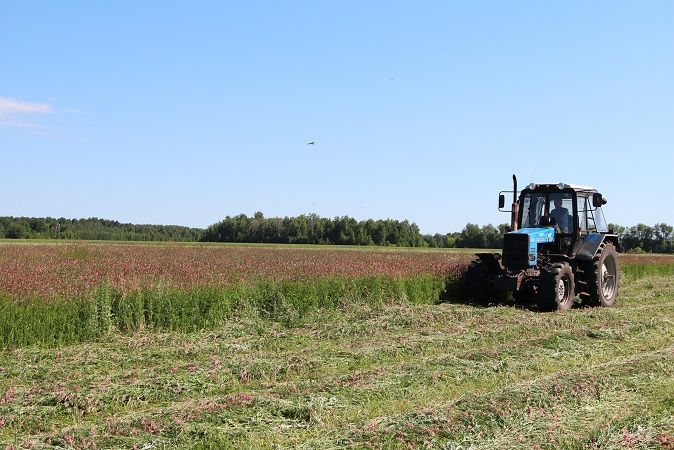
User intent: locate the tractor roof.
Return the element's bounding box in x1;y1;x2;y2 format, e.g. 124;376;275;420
526;183;597;192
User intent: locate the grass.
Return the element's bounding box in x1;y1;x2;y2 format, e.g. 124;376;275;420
0;274;450;348
2;260;672;349
0;268;672;448
622;262;674;281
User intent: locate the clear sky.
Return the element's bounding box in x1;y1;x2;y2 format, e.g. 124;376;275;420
2;1;673;233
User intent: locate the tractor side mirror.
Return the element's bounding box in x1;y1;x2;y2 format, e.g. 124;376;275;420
498;194;505;209
592;193;607;207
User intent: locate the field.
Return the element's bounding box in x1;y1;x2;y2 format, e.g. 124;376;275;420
0;242;673;449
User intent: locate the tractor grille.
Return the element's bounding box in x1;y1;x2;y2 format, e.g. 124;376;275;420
502;233;529;268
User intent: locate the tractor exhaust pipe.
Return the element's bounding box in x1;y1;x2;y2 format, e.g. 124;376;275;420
511;174;519;231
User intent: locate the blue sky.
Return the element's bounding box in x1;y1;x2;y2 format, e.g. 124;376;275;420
2;1;673;233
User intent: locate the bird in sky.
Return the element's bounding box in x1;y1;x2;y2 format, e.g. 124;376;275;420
307;141;315;145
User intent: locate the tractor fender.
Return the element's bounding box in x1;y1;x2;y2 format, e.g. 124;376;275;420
574;233;620;262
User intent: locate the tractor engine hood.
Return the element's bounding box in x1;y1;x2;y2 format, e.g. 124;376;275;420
503;227;556;267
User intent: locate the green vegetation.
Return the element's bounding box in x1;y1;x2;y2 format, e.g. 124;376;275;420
0;274;449;348
0;269;672;448
622;262;674;281
609;222;674;253
0;217;202;241
202;212;428;247
4;261;671;350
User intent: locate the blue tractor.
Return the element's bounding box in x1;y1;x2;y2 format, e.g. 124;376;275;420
465;175;620;311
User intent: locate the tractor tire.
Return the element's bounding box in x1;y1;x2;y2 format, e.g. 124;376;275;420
464;259;496;305
585;242;619;307
540;262;575;312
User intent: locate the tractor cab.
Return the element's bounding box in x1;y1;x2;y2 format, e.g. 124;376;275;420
498;183;612;267
517;184;609;236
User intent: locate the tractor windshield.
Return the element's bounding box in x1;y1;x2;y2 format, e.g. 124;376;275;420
521;193;546;228
520;192;575;233
549;193;574;233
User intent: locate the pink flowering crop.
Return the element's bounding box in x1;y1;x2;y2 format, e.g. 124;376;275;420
1;243;668;301
0;243;472;299
619;253;674;265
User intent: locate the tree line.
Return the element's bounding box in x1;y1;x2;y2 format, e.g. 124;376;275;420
1;215;672;253
608;223;674;253
0;217;202;242
201;212;426;247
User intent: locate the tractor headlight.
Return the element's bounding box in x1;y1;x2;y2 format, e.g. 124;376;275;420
528;183;536;190
557;182;565;190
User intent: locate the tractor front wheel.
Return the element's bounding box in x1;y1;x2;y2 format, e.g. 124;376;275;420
540;262;575;312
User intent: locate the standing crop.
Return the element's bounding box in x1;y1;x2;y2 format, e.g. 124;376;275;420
0;244;471;299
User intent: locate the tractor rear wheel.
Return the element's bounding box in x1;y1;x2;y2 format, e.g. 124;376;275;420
540;262;574;312
464;259;496;305
586;242;619;307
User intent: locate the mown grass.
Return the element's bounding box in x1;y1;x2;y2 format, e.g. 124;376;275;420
0;267;672;448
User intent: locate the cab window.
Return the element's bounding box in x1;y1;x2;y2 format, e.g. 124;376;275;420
578;195;596;232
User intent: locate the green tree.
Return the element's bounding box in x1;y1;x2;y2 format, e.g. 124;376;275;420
5;221;30;239
456;223;485;248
